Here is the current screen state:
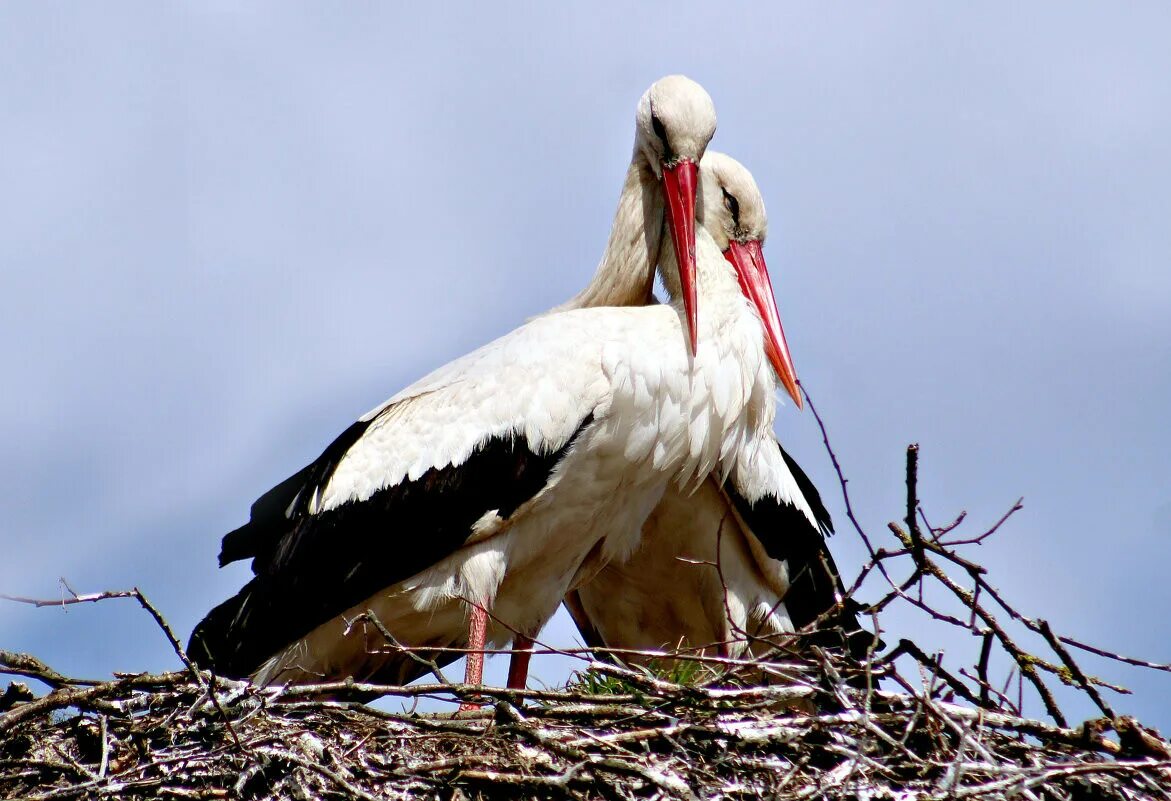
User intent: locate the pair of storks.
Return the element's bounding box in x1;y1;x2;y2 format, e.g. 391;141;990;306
189;76;866;703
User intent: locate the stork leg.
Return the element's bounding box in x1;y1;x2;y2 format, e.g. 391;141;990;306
506;634;534;690
458;602;489;712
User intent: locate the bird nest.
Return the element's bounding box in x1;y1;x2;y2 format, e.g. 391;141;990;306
4;396;1170;800
2;648;1169;800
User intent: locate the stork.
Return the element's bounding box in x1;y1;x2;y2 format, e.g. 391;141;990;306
564;153;870;666
187;77;799;704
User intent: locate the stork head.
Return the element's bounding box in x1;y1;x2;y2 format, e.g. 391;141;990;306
635;75;718;354
699;152;801;408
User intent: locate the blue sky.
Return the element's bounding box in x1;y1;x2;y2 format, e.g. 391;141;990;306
2;4;1169;730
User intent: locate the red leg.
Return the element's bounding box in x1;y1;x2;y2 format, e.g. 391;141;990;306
458;603;489;712
506;634;534;690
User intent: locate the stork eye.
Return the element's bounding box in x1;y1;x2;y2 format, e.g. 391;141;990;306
650;114;669;147
648;111;676;164
721;187;741;225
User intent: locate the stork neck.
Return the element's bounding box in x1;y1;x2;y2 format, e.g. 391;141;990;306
659;227;738;299
556;160;664;311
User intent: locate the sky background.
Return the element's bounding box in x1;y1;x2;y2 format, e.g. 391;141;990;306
2;4;1169;731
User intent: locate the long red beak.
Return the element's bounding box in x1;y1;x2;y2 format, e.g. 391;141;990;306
724;240;802;408
661;159;699;354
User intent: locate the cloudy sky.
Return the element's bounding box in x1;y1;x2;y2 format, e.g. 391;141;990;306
2;4;1168;730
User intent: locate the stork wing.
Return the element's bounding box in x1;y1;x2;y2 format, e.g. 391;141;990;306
726;440;873;658
189;311;615;677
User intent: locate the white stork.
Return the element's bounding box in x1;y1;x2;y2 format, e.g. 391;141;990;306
564;153;870;665
187;77;800;702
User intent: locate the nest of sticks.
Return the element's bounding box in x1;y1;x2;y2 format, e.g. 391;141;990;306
4;395;1170;800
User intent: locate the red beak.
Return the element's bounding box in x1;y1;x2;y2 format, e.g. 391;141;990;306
724;240;802;408
661;159;699;354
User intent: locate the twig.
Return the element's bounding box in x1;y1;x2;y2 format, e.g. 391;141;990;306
3;586;246;752
1057;636;1171;673
906;444;924;562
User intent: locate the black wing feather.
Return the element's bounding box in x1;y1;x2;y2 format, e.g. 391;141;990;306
219;418;374;569
189;417;593;678
778;446;834;536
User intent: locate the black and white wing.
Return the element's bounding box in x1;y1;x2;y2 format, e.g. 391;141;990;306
727;439;873;658
188;312;613;677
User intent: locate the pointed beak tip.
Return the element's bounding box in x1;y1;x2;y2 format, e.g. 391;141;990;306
772;355;802;409
790;378;804;409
